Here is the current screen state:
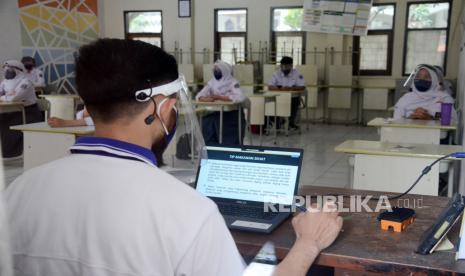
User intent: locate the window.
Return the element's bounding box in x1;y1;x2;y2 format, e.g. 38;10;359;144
403;2;450;75
271;7;305;65
353;4;395;75
214;9;247;65
124;11;163;48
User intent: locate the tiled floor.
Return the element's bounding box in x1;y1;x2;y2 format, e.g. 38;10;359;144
2;124;379;188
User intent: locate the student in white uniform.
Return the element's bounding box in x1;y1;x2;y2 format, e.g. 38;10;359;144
4;39;342;276
0;60;42;158
196;60;246;145
394;64;456;120
21;56;45;88
268;56;305;130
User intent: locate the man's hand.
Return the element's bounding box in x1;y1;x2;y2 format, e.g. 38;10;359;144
292;203;343;251
48;117;67;127
274;202;343;276
211;95;231;102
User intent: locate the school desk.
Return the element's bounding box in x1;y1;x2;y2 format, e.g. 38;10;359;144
367;117;457;145
335;140;463;196
10;122;94;170
232;186;465;275
0;101;26;124
38;94;81;120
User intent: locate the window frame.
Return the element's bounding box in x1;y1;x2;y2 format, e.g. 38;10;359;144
124;10;164;49
352;3;396;76
402;0;452;76
214;8;248;64
270;6;306;64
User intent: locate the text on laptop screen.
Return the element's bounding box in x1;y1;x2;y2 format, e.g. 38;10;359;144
196;146;302;205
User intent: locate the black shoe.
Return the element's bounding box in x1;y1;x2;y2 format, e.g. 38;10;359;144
289;123;300;130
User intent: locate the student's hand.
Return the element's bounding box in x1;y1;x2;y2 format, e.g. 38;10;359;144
410;108;433;120
198;96;215;102
48;117;67;128
292;202;343;252
212;95;231;102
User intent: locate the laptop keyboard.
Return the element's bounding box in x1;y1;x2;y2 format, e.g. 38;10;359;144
218;203;280;220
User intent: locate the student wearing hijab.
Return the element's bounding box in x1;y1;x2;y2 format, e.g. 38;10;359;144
394;64;456;120
196;60;246;145
0;60;42;158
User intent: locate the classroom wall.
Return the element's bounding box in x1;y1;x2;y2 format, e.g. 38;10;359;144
17;0;99;94
0;0;22;64
100;0;463;86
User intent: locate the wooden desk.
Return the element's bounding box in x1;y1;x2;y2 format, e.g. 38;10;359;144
38;94;81;120
193;101;242;144
233;186;465;275
0;101;26;124
11;122;94;170
335;140;463;196
368;117;457;145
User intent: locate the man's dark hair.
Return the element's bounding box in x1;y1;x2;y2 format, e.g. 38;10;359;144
21;56;35;65
280;56;293;65
75;38;178;123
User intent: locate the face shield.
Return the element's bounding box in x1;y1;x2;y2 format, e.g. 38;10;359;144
134;74;207;172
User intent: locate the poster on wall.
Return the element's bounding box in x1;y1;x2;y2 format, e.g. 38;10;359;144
302;0;373;36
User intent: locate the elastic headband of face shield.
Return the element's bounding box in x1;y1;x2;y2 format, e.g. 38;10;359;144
403;64;444;88
134;74;188;102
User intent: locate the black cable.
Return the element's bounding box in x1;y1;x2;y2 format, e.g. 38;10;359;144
369;153;455;201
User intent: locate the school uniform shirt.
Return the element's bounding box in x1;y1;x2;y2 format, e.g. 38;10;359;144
24;68;45;88
196;60;246;103
4;137;245;276
269;68;305;88
0;74;37;106
394;67;456;120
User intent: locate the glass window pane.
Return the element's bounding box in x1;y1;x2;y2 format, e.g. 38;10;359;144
368;5;394;30
360;34;388;70
217;9;247;32
405;30;447;74
276;36;303;65
220;36;245;65
273;8;303;31
408;3;449;29
131;37;161;47
126;12;162;33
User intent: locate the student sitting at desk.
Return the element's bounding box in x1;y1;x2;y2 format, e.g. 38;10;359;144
4;39;342;276
268;56;305;130
394;64;456;120
21;56;45;88
0;60;42;158
196;60;246;145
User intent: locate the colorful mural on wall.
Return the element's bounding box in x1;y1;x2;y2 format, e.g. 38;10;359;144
18;0;98;94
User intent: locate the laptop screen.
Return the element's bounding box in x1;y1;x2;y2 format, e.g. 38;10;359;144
195;145;303;205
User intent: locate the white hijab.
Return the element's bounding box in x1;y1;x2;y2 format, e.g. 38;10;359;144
2;61;27;93
207;60;236;93
411;66;445;99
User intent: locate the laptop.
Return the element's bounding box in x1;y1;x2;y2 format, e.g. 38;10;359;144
195;145;303;233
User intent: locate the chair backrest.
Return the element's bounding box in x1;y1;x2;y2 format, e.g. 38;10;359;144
295;64;318;86
233;64;254;85
36;98;51;119
263;64;278;85
178;64;195;84
202;64;214;84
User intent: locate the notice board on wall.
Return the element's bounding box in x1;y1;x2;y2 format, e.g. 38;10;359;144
302;0;373;36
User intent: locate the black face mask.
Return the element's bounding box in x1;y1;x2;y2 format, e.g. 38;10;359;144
4;69;16;80
282;69;291;76
24;64;34;71
213;70;223;80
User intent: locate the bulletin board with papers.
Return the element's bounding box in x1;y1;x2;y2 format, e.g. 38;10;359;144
302;0;373;36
